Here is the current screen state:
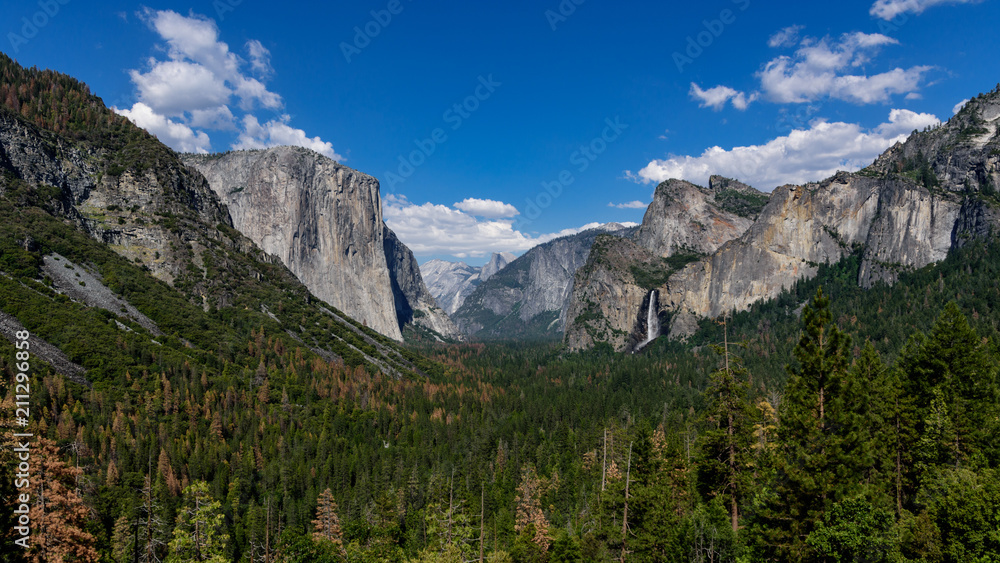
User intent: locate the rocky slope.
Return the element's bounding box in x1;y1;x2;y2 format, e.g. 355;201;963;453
567;86;1000;351
421;252;515;314
182;149;459;341
452;224;636;340
566;178;767;351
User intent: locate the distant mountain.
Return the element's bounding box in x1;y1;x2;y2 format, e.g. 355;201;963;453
451;223;637;340
566;85;1000;352
182;148;460;342
421;252;516;315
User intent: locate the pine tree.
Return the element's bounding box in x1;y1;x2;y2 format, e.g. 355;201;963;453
29;438;100;563
760;288;867;562
898;302;999;466
166;481;228;563
312;488;345;556
514;465;550;553
697;328;756;533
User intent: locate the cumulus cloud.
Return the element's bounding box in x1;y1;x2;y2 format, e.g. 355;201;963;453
689;83;757;111
870;0;982;20
608;201;648;209
953;98;970;115
233;115;343;161
117;9;338;157
633;109;940;191
768;25;804;48
453;198;520;218
116;102;211;153
758;32;931;104
383;195;629;258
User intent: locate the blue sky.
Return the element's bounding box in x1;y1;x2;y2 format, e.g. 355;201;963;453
3;0;1000;265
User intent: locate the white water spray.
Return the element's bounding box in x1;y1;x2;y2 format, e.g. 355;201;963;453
635;290;659;351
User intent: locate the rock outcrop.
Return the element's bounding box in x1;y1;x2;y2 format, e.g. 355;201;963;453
183;148;458;341
634;177;762;258
453;224;636;340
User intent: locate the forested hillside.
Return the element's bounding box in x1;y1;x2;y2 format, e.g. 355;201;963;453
0;55;999;563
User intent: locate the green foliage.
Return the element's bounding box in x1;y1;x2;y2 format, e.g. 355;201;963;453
713;188;770;218
806;497;896;563
167;481;229;563
629;252;702;290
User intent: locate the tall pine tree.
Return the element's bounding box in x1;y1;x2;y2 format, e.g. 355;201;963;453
759;288;868;562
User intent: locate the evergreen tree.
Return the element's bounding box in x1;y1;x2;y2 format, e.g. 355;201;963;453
759;288;867;561
28;438;100;563
311;488;345;557
166;481;228;563
898;302;999;466
697;332;756;532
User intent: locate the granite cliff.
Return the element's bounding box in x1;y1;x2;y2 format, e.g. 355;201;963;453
566;86;1000;351
182;148;459;341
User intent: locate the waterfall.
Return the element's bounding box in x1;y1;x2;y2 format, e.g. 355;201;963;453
635;289;659;351
646;289;659;342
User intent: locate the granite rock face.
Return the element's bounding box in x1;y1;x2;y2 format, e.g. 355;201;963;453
383;226;462;340
566;178;766;351
452;224;636;339
563;235;660;351
183;148;458;341
634;177;761;258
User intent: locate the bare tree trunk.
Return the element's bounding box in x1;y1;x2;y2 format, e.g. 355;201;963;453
601;427;607;493
621;441;633;563
479;485;485;562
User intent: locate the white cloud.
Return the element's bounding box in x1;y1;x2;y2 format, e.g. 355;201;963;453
870;0;982;20
757;32;931;104
245;39;273;78
633;108;940;191
768;25;804;48
233;115;344;161
122;9;338;156
383;195;628;258
953;98;970;115
129;60;230;116
689;83;757;111
608;201;648;209
453;198;519;218
115;102;211;154
188;105;236;130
